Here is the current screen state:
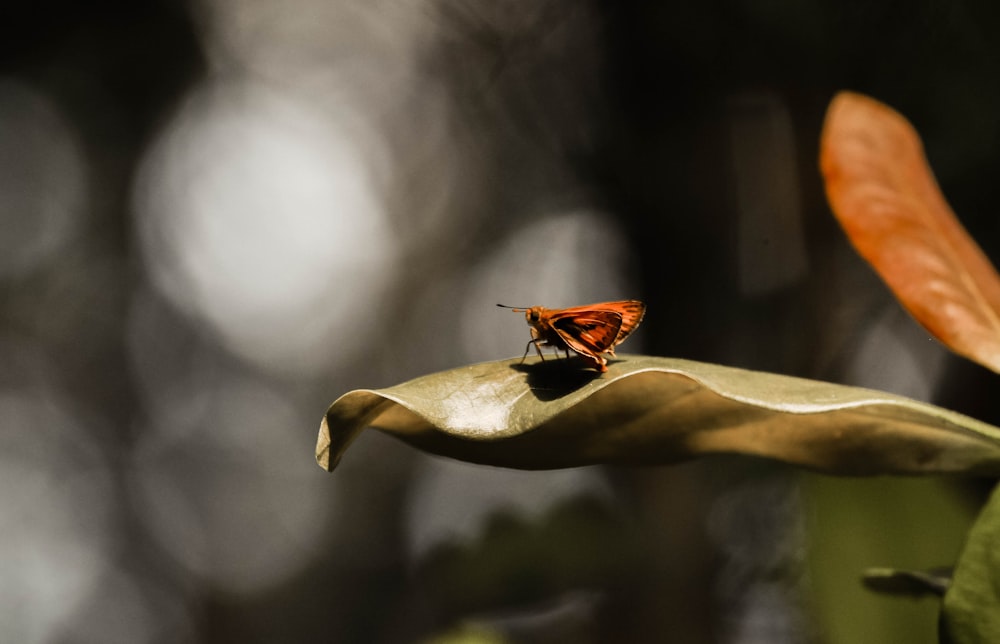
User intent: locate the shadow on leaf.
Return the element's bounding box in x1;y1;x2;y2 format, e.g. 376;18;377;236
510;359;604;401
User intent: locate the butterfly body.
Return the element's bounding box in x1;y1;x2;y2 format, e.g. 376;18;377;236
500;300;646;372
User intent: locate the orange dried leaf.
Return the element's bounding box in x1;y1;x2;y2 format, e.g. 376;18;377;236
820;91;1000;373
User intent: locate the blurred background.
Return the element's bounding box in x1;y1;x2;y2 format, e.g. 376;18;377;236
3;1;1000;642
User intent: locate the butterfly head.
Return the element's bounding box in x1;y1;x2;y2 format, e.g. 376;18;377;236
497;303;544;325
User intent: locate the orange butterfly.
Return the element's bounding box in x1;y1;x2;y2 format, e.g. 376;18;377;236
498;300;646;372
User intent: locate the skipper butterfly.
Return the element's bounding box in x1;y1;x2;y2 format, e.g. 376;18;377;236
497;300;646;372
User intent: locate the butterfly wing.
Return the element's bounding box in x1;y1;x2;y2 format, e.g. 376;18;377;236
609;300;646;346
548;308;624;358
549;300;645;358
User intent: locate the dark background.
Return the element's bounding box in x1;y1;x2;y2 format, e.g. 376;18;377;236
3;1;1000;642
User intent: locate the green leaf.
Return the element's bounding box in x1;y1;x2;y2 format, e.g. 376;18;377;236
941;483;1000;643
315;355;1000;474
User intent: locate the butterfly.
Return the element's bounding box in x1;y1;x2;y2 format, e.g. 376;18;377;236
497;300;646;372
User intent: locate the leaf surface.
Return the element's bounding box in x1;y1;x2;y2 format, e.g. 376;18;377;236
941;483;1000;643
316;356;1000;474
820;91;1000;372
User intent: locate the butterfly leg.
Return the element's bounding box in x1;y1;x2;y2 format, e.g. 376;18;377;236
586;354;608;372
521;338;547;363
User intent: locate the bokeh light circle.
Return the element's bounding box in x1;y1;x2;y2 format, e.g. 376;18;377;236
134;80;397;375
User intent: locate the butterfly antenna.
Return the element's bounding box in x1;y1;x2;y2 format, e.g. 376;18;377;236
496;303;528;312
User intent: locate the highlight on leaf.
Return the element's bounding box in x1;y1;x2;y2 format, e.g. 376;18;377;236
820;91;1000;373
316;356;1000;475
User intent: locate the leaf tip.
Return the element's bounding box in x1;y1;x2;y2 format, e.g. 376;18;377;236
315;416;335;472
